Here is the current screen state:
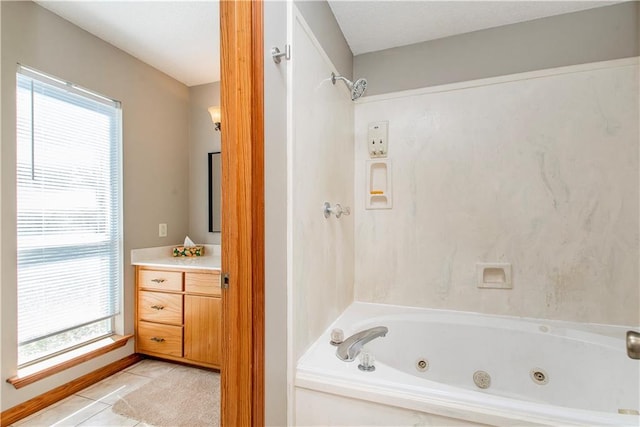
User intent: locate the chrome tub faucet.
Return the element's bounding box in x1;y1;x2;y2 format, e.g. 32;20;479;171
336;326;388;362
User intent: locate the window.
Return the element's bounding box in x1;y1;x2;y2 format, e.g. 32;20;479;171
16;66;122;367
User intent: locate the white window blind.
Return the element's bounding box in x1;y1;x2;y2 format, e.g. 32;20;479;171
16;66;122;366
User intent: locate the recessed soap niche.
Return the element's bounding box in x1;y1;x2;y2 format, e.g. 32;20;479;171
366;159;392;209
476;263;512;289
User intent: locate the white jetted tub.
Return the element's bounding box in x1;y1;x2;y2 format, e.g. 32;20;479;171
295;302;640;426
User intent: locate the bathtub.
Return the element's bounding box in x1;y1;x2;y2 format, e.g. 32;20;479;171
295;302;640;426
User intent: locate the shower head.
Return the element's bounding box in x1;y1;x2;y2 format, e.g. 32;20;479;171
331;72;368;101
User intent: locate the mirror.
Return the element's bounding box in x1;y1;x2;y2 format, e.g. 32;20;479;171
208;152;221;232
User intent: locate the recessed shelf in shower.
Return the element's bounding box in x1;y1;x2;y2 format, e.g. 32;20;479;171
366;159;392;209
476;263;512;289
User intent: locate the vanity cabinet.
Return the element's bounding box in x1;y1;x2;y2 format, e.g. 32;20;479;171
134;266;221;369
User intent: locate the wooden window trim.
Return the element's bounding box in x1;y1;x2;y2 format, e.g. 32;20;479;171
6;334;133;389
220;0;265;425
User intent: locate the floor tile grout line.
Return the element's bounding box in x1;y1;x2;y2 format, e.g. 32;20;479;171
12;393;89;427
71;393;103;403
73;404;112;427
47;397;108;427
126;371;164;379
75;403;147;427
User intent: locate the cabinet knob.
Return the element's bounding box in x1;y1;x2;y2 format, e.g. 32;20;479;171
151;278;166;283
150;337;166;343
150;305;165;310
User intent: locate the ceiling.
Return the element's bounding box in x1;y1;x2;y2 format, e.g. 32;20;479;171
36;1;220;87
36;1;619;87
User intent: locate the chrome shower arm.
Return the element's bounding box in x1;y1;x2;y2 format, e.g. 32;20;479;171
331;73;349;86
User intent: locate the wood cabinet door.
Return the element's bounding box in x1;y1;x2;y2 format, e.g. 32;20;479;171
184;295;221;366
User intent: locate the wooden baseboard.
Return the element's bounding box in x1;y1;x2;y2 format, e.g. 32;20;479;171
137;350;220;371
7;334;133;389
0;353;142;427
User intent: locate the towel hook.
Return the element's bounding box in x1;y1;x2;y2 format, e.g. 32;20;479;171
271;45;291;64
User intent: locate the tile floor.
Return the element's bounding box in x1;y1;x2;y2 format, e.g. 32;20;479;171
12;359;194;427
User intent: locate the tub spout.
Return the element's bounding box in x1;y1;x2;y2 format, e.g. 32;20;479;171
627;331;640;359
336;326;388;362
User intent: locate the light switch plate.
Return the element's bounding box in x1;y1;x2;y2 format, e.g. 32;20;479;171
367;121;388;158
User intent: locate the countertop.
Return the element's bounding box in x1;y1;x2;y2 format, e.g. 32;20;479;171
131;244;221;271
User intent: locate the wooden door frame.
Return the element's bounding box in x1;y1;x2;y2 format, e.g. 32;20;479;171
220;1;264;426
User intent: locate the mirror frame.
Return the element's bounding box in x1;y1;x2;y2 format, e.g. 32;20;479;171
208;151;221;232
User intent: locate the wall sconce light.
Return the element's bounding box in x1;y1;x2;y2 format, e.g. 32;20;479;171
208;106;221;131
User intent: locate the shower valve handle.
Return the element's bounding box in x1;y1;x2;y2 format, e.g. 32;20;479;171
323;202;350;219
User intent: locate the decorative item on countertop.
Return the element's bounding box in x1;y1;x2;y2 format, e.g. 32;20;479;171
173;236;204;257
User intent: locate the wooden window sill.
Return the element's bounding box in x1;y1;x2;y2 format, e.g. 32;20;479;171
6;334;133;389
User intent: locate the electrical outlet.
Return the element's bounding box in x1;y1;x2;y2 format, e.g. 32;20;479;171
159;223;167;237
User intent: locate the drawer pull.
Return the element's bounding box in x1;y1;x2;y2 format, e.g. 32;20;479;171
151;278;166;283
150;337;166;343
150;305;165;310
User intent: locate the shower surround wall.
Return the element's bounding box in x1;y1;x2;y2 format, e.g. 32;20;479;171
354;59;639;326
292;12;355;360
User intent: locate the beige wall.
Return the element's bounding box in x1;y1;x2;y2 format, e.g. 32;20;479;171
295;0;353;80
1;1;190;410
188;82;221;245
355;2;640;96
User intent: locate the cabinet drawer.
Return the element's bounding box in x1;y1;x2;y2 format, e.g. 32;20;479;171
137;321;182;357
185;272;221;296
138;291;182;325
139;269;183;291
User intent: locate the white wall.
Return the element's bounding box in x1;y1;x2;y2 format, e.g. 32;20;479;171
1;2;190;410
263;0;289;424
354;59;639;326
188;82;221;245
291;11;355;360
